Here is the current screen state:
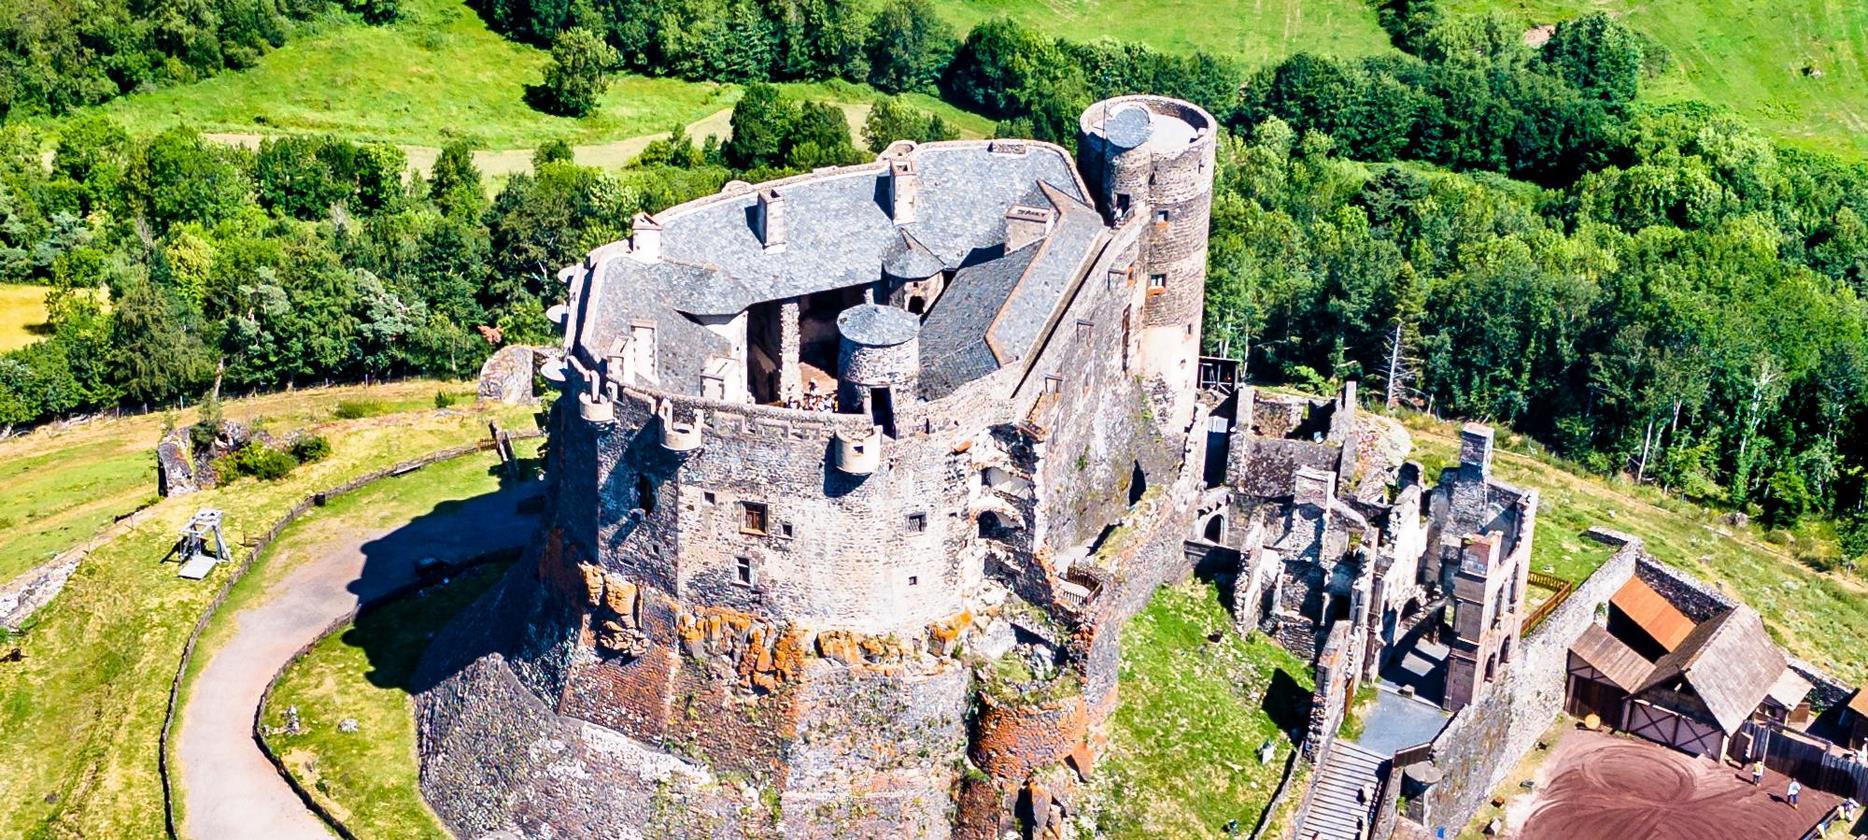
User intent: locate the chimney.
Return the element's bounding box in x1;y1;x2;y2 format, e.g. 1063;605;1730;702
755;188;786;251
887;157;919;224
1459;423;1494;479
1004;205;1054;252
630;211;662;262
1294;466;1335;509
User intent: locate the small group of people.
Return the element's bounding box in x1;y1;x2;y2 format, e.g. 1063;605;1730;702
783;383;837;413
1751;758;1862;821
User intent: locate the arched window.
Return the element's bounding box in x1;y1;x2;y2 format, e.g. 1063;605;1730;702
1203;514;1226;543
1484;653;1498;683
977;511;1004;540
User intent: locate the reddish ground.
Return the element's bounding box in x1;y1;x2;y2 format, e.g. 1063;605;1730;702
1517;729;1839;840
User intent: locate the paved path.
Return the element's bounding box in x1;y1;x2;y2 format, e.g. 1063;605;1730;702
176;479;541;840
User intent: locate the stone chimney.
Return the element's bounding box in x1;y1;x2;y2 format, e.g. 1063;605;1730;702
755;188;786;251
1459;423;1494;479
887;157;919;224
1004;205;1054;252
1294;466;1335;509
630;211;662;262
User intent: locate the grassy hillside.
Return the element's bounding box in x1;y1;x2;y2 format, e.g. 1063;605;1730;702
1094;580;1313;838
1400;414;1868;688
1450;0;1868;159
933;0;1393;65
0;382;528;837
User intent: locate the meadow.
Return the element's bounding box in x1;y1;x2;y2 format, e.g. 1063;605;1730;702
0;381;528;837
0;284;49;353
1446;0;1868;159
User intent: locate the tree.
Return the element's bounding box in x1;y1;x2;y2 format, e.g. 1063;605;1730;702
130;127;249;232
429;140;486;218
943;19;1069;118
256;136;347;220
785;100;861;167
534;139;575;167
347;0;401;24
109;278;211;404
866;0;956;93
863;96;959;152
723;83;797;169
1538;12;1643;103
531;27;616;117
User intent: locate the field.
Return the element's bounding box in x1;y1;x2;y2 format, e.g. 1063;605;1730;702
1094;579;1314;838
0;381;530;838
66;0;992;168
1402;413;1868;688
932;0;1393;66
0;284;49;353
1450;0;1868;159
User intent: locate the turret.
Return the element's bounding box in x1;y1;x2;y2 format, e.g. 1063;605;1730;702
835;303;920;435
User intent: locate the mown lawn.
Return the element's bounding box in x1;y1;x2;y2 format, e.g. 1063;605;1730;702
1094;579;1313;838
1449;0;1868;159
1403;413;1868;687
0;382;533;838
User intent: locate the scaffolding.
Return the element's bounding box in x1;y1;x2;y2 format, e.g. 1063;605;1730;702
170;508;231;580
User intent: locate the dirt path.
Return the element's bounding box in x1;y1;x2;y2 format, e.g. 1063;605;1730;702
174;479;541;840
206;106;738;177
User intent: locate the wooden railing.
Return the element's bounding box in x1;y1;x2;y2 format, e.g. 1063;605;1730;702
1522;570;1575;633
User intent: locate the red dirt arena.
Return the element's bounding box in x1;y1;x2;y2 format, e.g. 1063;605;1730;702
1513;729;1841;840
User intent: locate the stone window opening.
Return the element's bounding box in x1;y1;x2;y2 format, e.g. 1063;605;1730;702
1153;209;1170;223
908;575;919;586
740;502;769;535
702;490;717;505
1076;319;1093;341
636;474;656;514
907;512;927;533
1114;193;1131;219
1147;274;1167;295
907;295;927;315
1483;653;1497;683
735;556;756;586
1043;375;1062;395
778;521;794;539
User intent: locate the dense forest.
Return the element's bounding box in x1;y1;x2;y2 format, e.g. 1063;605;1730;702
0;0;1864;551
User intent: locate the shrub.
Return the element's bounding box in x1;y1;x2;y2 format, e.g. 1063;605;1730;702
435;390;458;409
222;442;298;480
290;434;332;463
333;398;386;419
189;395;224;451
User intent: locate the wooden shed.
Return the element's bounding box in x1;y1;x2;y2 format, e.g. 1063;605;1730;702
1623;605;1787;759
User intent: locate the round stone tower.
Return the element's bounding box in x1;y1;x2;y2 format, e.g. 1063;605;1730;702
1078;96;1217;422
836;302;920;419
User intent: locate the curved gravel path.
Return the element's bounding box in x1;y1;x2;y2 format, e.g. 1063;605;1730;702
176;480;541;840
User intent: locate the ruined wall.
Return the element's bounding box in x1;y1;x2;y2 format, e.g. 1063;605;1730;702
1409;542;1638;832
1305;619;1364;759
478;345;540;404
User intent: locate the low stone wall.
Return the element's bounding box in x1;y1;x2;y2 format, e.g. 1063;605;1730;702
1410;540;1640;833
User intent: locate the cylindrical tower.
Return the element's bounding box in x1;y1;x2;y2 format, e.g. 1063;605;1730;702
836;303;920;424
1079;96;1217;421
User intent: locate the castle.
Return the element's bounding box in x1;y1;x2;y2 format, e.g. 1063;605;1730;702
416;94;1534;839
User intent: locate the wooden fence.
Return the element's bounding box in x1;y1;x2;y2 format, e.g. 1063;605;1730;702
1522;570;1576;633
1741;719;1868;803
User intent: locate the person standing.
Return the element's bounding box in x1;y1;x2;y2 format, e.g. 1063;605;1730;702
1787;778;1801;809
1752;760;1765;786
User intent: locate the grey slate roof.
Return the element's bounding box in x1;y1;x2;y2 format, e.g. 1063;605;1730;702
838;303;919;347
579;142;1103;398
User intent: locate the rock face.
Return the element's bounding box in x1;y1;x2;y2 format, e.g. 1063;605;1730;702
155;420;271;497
415;96;1225;839
477;345;542;405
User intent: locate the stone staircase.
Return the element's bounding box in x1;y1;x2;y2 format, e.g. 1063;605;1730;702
1294;741;1387;840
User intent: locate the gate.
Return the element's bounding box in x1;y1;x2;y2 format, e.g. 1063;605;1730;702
1626;699;1725;758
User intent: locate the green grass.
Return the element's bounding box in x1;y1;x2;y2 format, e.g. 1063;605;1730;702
1093;579;1313;838
78;0;732;149
931;0;1393;67
1401;413;1868;688
1448;0;1868;159
0;382;533;838
244;454;520;840
0;284;50;353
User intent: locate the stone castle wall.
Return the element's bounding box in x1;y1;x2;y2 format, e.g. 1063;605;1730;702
1411;541;1639;831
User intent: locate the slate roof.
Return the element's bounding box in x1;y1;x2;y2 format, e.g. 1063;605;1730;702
1611;577;1696;652
1570;623;1655;691
579;142;1099;397
1635;605;1787;733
